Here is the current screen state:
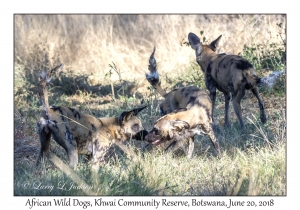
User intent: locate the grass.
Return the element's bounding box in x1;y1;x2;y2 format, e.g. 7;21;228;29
14;14;286;196
14;127;286;196
14;88;286;196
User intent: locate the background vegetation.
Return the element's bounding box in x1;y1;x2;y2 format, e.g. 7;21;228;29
14;14;286;196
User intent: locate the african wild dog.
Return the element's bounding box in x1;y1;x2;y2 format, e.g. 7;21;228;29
36;64;148;169
144;48;220;158
188;32;267;130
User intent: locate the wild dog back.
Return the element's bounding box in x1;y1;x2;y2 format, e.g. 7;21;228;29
160;86;212;117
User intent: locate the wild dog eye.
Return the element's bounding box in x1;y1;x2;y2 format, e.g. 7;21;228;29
132;123;140;132
153;128;159;135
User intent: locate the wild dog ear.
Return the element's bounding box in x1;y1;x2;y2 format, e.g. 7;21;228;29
188;32;201;49
118;110;134;125
209;35;222;52
118;106;147;124
132;105;147;116
170;119;190;131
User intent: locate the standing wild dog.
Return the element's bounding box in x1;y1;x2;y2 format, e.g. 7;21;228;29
188;32;267;130
144;48;220;158
36;64;148;169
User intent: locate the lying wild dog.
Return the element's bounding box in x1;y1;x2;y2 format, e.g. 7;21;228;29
144;48;220;158
188;32;267;130
36;64;148;169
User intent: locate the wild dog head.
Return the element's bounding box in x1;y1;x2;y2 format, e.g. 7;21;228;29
117;106;148;140
145;109;201;146
145;117;188;146
145;108;220;158
188;32;222;54
188;32;222;71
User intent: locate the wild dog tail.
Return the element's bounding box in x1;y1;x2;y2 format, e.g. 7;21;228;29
145;47;168;97
38;64;64;112
233;60;261;89
242;69;262;89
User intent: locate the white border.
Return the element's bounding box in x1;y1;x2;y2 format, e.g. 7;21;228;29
3;0;297;209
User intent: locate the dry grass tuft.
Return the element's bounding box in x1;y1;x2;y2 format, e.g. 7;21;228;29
14;14;286;83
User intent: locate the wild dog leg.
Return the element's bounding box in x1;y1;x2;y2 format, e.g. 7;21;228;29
164;140;187;156
91;141;110;166
164;141;177;153
90;145;112;177
232;84;246;130
203;124;221;158
89;140;109;172
210;90;217;123
65;145;78;169
251;87;267;124
186;137;195;159
36;118;51;165
64;126;78;169
67;147;78;170
206;79;217;124
224;92;231;128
